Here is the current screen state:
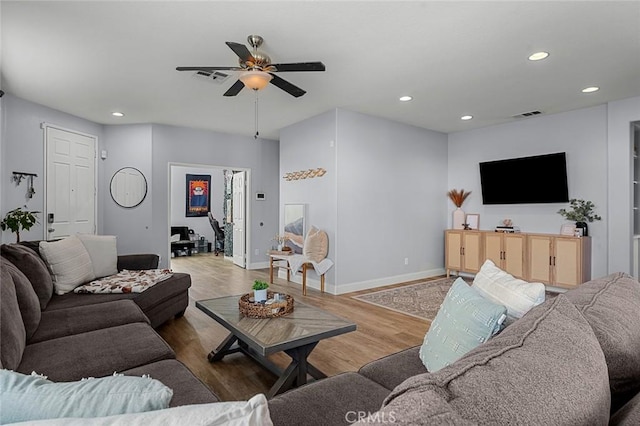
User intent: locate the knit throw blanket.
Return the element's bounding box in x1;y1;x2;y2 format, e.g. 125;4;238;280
74;269;173;294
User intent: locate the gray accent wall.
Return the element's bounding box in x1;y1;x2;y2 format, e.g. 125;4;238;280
0;95;105;243
102;124;153;255
280;109;449;294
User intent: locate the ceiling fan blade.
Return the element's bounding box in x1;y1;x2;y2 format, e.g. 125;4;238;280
224;80;245;97
270;62;326;72
176;66;243;71
269;74;306;98
226;42;255;63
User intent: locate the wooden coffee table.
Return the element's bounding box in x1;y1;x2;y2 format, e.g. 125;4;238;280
196;295;356;398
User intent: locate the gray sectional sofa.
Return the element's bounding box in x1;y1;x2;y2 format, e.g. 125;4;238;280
0;243;218;407
268;272;640;425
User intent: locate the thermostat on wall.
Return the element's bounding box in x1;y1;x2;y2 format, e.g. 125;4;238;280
255;192;266;201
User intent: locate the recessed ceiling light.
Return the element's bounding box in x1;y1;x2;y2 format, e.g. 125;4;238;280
399;96;413;102
528;51;549;61
112;112;124;117
461;115;473;121
581;86;600;93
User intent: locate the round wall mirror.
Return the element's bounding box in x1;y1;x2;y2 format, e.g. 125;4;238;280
110;167;147;208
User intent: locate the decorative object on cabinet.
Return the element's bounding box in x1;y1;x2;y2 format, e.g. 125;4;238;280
448;189;471;230
465;214;480;230
557;199;602;237
560;223;577;236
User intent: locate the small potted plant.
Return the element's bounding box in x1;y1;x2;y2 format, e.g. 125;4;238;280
557;199;602;236
0;207;39;242
252;280;269;303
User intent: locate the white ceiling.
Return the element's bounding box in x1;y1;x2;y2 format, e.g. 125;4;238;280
2;1;640;140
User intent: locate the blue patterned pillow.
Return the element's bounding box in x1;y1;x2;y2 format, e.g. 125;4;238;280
420;278;507;372
0;370;172;423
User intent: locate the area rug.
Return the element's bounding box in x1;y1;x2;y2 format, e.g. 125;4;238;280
352;277;460;321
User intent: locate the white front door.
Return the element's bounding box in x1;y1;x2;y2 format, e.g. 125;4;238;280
45;126;97;239
232;171;246;268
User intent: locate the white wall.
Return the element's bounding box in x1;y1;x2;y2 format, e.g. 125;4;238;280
170;165;224;242
280;109;449;294
1;95;105;243
336;110;448;291
448;105;609;278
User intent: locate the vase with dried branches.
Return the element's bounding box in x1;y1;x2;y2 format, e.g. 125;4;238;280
448;189;471;230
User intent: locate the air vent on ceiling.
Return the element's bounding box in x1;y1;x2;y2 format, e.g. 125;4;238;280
191;70;230;85
512;110;542;119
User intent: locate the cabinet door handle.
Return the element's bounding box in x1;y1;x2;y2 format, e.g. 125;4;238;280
549;256;552;266
553;256;556;266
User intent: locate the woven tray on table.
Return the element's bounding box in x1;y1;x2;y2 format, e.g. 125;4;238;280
238;292;294;318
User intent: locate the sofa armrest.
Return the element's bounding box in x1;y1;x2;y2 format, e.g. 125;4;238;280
117;254;160;271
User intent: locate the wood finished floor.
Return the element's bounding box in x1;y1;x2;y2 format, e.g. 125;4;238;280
157;253;438;401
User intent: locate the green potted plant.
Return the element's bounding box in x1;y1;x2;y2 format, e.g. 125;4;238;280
252;280;269;303
557;199;602;236
0;207;39;242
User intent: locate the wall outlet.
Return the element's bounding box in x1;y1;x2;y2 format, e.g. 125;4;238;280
404;257;409;265
254;249;259;256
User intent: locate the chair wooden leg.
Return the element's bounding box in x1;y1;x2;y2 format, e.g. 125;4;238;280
320;274;325;293
302;263;307;296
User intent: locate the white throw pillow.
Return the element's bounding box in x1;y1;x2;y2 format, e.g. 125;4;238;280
39;236;95;295
303;226;328;263
12;394;273;426
77;234;118;278
472;259;546;325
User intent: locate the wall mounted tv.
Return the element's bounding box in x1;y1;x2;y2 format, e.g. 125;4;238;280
479;152;569;205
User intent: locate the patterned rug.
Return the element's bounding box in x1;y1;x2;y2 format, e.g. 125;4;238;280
352;277;459;321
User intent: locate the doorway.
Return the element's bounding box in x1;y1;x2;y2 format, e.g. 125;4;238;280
44;125;97;239
169;163;249;268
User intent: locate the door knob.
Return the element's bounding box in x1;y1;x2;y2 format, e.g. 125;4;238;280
48;228;55;233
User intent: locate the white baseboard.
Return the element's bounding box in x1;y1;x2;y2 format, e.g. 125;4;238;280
333;268;447;295
248;261;269;270
275;267;447;296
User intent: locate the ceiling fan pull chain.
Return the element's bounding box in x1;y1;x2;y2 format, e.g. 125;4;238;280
254;90;259;139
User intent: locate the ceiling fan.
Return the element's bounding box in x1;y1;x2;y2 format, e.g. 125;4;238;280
176;35;325;98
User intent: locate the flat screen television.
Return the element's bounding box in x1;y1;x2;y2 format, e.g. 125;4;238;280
479;152;569;205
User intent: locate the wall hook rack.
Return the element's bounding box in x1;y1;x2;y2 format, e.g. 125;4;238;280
12;171;38;198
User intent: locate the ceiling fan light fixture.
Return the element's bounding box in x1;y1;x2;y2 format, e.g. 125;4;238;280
239;70;273;91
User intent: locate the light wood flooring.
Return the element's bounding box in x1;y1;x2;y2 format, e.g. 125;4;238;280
157;253;437;401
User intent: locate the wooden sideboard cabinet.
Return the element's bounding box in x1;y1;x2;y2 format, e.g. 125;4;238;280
483;232;526;279
445;230;591;288
445;230;483;276
527;234;591;288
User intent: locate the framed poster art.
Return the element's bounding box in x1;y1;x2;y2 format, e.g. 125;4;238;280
284;204;306;254
186;174;211;217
